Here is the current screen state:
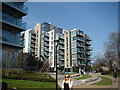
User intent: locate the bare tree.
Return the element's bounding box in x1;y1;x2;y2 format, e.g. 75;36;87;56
104;32;119;71
93;54;107;72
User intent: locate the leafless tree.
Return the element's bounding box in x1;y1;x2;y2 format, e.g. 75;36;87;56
104;32;119;71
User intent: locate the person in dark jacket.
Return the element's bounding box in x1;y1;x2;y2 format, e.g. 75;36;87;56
113;70;118;82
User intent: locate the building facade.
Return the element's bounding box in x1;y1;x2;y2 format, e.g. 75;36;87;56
1;2;28;68
21;22;92;73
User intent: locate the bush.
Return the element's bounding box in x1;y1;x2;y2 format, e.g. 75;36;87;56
2;69;55;82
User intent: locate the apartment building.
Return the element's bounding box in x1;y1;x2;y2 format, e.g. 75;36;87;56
1;2;28;67
71;29;92;73
21;29;36;55
21;22;92;73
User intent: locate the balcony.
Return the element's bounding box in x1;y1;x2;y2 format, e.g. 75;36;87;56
44;43;49;47
4;2;28;16
86;52;92;56
44;53;49;56
31;40;36;44
59;52;64;56
86;36;92;41
20;33;24;37
77;50;84;54
78;62;86;66
31;49;35;53
86;41;91;46
1;40;23;48
78;56;85;59
87;47;93;51
44;38;49;42
59;46;64;50
44;48;49;52
77;43;84;47
44;32;49;37
77;31;83;36
77;38;84;42
59;40;64;45
87;57;92;61
1;20;26;33
59;35;64;40
31;45;35;48
31;36;36;39
59;57;64;61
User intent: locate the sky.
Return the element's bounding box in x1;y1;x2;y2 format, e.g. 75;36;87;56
23;2;118;57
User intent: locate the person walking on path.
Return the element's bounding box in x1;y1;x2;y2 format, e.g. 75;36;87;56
62;74;73;90
113;70;118;82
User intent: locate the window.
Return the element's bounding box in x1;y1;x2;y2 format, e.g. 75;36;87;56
72;48;77;53
51;46;53;50
55;28;62;34
71;42;76;47
51;36;53;40
72;54;77;59
72;60;76;65
52;31;53;35
72;36;76;41
71;30;76;36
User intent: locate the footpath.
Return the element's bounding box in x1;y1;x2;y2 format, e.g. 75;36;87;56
58;73;119;88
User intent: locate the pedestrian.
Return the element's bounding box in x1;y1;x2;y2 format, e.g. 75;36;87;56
1;82;7;90
62;74;73;90
113;70;118;82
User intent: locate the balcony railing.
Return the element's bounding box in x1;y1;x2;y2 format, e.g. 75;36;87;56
77;31;83;36
59;35;64;39
59;46;64;50
2;19;26;30
86;36;92;41
44;48;49;51
77;43;84;47
86;52;92;55
77;38;84;42
87;47;93;50
59;41;64;44
77;50;84;53
86;41;91;45
87;57;92;61
44;43;49;47
44;38;49;41
5;2;28;14
44;33;49;37
31;35;36;39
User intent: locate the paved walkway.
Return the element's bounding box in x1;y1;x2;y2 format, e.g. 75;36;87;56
74;73;119;88
58;73;119;88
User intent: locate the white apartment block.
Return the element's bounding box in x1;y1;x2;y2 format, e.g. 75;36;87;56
21;22;92;73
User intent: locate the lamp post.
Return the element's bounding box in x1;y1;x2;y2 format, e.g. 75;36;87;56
54;40;59;90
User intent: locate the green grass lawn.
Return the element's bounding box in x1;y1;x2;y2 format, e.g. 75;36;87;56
92;76;112;85
75;75;92;80
104;74;112;76
2;79;56;89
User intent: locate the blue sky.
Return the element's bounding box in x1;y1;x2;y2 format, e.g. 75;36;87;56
23;2;118;57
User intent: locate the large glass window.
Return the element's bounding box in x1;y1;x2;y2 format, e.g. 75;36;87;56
72;36;76;41
72;54;77;59
2;29;20;45
6;2;23;10
55;28;62;34
71;42;76;47
72;48;77;53
71;30;76;36
2;12;22;27
72;60;76;65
